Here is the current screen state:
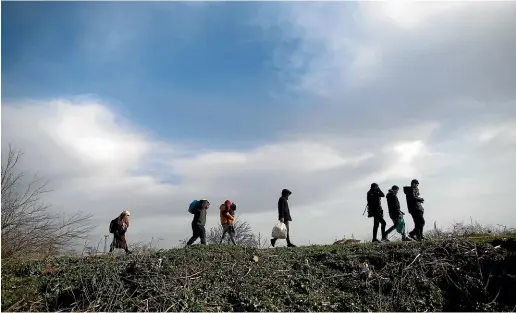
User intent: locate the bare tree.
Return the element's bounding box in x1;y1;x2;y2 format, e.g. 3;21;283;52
1;144;95;259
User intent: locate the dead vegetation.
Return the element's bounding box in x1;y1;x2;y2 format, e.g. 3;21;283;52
1;144;95;260
2;236;515;312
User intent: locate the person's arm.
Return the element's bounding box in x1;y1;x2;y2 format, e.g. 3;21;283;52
225;211;234;221
278;198;285;221
377;189;385;197
413;190;424;202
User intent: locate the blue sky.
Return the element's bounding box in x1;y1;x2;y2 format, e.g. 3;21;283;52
2;2;296;147
2;1;516;248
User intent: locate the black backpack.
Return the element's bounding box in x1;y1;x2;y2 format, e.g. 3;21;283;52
109;218;118;234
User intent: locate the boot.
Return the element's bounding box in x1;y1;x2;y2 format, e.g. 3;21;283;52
381;236;390;242
372;238;380;243
408;231;419;241
287;243;297;248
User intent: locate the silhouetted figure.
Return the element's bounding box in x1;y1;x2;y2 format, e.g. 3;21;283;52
367;183;389;242
109;210;132;254
271;189;296;247
220;200;236;245
403;179;425;241
385;185;411;241
187;199;210;245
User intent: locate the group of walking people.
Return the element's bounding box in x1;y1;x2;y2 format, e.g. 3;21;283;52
366;179;426;242
183;188;296;247
107;179;426;254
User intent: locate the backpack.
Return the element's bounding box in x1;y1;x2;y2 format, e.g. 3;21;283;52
188;200;199;214
109;218;118;234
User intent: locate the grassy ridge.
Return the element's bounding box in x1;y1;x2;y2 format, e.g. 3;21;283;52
2;237;516;312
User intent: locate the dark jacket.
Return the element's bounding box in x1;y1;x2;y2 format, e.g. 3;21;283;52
367;188;385;215
403;186;424;214
278;192;292;222
192;201;208;226
386;189;402;217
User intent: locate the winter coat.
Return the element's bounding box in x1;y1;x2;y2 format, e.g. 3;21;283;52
112;217;129;249
403;186;424;214
367;188;385;215
220;200;235;226
278;190;292;222
386;189;403;218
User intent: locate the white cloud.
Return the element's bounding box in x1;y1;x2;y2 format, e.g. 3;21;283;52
3;2;516;248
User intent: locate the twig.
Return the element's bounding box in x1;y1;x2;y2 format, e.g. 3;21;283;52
406;253;421;269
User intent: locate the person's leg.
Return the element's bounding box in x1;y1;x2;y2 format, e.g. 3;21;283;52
385;217;397;236
285;221;291;245
187;224;200;245
109;237;115;252
418;214;426;240
229;229;236;245
380;216;388;240
408;212;418;241
220;225;228;244
372;215;380;242
199;225;207;245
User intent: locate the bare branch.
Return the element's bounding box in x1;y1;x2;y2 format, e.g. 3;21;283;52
1;144;96;259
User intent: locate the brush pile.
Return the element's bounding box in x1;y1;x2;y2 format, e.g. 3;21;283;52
2;237;516;312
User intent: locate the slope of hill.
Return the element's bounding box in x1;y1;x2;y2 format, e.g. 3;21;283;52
2;237;515;312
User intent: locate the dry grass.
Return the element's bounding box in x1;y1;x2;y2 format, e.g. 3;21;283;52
2;236;515;312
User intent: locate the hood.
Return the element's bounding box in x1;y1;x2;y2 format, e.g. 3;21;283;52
387;189;393;194
281;189;292;197
222;200;231;211
403;186;412;194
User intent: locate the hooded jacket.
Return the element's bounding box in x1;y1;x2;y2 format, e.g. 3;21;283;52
403;186;424;214
220;200;235;226
367;187;385;215
386;189;402;217
278;189;292;222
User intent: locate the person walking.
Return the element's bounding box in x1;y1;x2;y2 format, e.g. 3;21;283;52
109;210;132;254
367;183;389;242
220;200;236;245
403;179;425;241
271;189;296;248
186;199;210;245
385;185;411;241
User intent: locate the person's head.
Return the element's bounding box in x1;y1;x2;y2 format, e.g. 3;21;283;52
230;203;236;211
281;189;292;199
411;179;419;188
391;185;399;195
200;199;210;209
370;183;379;190
121;210;130;223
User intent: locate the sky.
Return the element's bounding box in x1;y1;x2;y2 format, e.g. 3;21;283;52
2;1;516;248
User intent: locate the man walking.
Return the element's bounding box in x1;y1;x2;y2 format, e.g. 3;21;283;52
367;183;389;242
186;199;210;245
385;185;411;241
271;189;296;248
403;179;425;241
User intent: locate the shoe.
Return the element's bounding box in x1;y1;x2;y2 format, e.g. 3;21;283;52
372;239;380;243
381;237;390;242
402;236;412;241
270;239;276;247
420;235;426;240
408;232;418;241
287;243;297;248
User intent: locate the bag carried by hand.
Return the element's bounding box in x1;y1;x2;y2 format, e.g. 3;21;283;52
271;222;288;239
396;217;405;234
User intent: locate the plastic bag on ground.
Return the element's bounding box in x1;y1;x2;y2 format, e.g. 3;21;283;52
271;222;288;239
